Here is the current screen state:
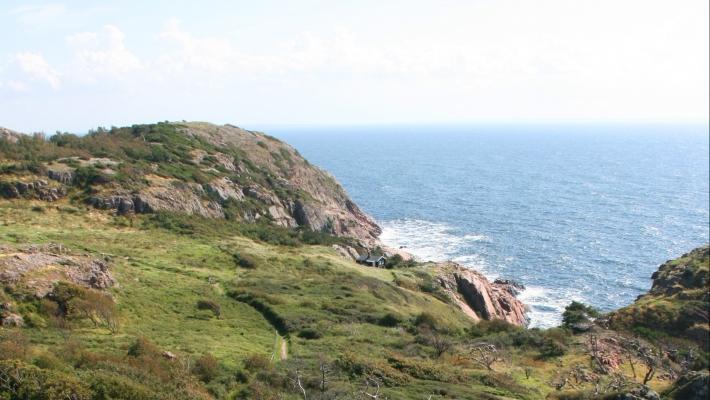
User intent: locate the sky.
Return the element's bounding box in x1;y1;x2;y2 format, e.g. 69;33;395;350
1;0;708;133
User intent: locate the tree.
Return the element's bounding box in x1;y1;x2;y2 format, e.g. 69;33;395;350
419;327;451;358
562;301;600;328
360;375;383;399
288;367;307;400
469;342;501;371
621;338;661;385
318;358;334;393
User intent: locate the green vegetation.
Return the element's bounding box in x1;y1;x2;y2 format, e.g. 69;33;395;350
0;122;706;399
561;301;600;328
609;246;709;349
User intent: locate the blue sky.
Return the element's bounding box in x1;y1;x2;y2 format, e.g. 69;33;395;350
1;1;708;133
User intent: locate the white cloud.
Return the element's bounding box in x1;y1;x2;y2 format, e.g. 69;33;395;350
14;52;61;89
158;18;260;76
67;25;142;82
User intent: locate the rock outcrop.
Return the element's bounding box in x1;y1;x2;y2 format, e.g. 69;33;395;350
435;262;528;326
609;245;709;347
175;123;382;244
647;245;708;298
0;127;21;143
664;371;709;400
0;122;382;246
0;244;115;297
0;180;65;201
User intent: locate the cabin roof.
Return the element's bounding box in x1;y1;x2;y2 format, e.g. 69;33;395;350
357;254;386;263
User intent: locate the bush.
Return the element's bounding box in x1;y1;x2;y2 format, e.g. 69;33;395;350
243;354;272;372
74;166;110;187
0;332;29;361
386;254;418;269
196;299;221;318
537;328;570;359
378;313;403;327
46;282;119;332
297;328;322;339
33;353;65;371
233;253;257;269
413;312;439;329
468;319;518;337
562;301;600;328
192;353;220;383
127;337;159;358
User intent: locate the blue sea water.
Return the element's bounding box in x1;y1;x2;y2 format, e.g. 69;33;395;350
267;124;710;327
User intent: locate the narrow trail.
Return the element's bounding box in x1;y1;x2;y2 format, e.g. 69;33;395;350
279;336;288;361
228;290;289;361
271;331;288;361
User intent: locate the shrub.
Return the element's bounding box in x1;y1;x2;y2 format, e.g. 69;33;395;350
537;328;570;359
46;282;119;332
233;253;256;269
127;337;160;358
414;312;439;329
243;354;271;372
33;353;65;371
192;353;220;383
297;328;322;339
0;332;29;361
74;166;110;187
562;301;600;327
468;319;518;337
386;254;418;269
228;291;289;336
196;299;221;318
378;313;403;327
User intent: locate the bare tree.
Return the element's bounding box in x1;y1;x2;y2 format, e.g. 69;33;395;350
622;338;660;385
469;343;501;371
420;327;451;358
360;375;383;399
318;359;334;393
289;368;307;400
638;346;658;385
587;334;608;374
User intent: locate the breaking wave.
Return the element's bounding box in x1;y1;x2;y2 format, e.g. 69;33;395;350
380;218;571;327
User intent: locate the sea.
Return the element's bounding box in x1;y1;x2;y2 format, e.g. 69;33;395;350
267;124;710;328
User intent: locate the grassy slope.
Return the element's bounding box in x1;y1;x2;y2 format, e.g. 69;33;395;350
1;198;699;398
1;199;545;399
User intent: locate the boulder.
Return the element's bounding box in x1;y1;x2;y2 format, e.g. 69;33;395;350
0;313;24;327
0;244;115;297
436;262;528;326
0;180;65;202
664;371;709;400
47;168;75;184
614;385;660;400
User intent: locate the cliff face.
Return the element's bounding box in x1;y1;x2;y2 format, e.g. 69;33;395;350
0;122;381;245
435;262;528;326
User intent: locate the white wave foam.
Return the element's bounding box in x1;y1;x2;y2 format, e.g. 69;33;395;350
380;218;570;329
518;285;585;328
379;219;488;264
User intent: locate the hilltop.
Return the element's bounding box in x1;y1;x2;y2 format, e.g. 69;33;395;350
0;122;707;400
0;122;380;245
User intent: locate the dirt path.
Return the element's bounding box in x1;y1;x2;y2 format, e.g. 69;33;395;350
279;336;288;361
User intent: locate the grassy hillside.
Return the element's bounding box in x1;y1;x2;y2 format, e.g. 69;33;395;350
0;123;707;399
2;199;706;399
609;245;709;347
